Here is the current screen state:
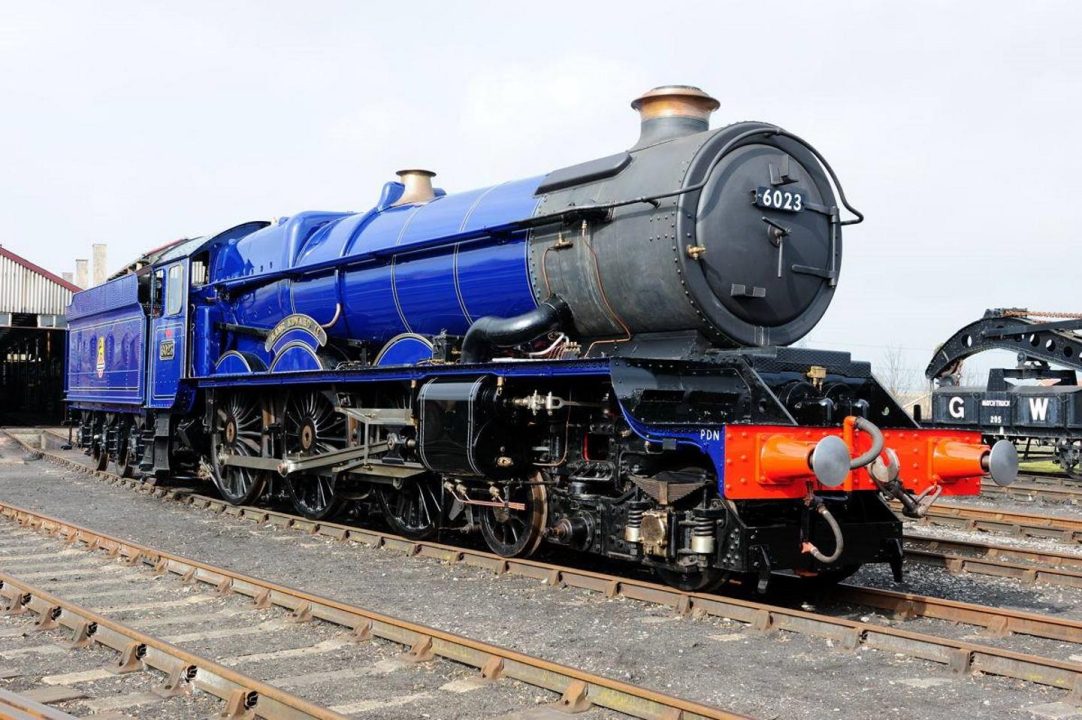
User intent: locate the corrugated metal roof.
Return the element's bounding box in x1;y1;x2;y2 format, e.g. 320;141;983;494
156;236;207;264
0;245;80;315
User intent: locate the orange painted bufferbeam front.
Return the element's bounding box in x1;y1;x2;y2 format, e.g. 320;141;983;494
722;423;986;500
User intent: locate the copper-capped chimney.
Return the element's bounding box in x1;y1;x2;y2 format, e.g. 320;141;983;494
631;85;719;148
392;169;437;206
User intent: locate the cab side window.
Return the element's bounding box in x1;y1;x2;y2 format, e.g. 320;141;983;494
165;264;184;316
151;269;164;317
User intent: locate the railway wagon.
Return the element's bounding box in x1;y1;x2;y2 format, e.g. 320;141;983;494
67;85;1015;591
927;308;1082;476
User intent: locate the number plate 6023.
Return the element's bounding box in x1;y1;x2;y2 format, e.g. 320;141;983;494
755;187;804;213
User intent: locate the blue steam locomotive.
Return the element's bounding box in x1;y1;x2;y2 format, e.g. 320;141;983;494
66;86;1014;591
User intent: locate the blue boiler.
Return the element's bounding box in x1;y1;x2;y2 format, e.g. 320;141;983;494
211;175;544;369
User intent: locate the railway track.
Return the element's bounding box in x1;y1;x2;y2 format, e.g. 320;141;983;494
981;477;1082;505
0;503;745;720
916;502;1082;544
903;534;1082;588
5;430;1082;699
0;570;344;719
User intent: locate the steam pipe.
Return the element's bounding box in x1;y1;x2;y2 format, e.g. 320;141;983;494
460;296;571;363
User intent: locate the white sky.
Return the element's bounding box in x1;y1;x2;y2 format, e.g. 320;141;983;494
1;1;1079;388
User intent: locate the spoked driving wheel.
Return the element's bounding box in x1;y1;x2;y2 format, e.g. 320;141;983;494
479;477;547;558
283;391;347;519
378;479;442;540
210;393;268;505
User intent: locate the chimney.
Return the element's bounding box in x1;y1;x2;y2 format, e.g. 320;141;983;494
631;85;719;149
392;169;436;206
75;259;89;289
92;243;107;286
62;272;74;284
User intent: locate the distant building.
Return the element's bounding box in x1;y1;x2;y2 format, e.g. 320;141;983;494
0;245;80;424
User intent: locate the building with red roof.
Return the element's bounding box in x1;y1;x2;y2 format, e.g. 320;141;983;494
0;244;79;424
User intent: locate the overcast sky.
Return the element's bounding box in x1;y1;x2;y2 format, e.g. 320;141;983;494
2;1;1079;389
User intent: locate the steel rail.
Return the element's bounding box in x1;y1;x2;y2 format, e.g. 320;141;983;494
829;583;1082;644
0;573;349;720
980;478;1082;505
915;502;1082;543
0;504;748;720
906;534;1082;571
1018;471;1081;483
7;430;1082;694
902;536;1082;588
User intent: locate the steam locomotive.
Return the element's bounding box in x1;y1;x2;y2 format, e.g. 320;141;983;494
66;85;1016;591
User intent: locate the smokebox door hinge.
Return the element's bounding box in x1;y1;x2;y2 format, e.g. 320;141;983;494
731;284;766;298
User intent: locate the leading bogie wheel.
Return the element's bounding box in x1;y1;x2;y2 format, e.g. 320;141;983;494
210;393;268;505
654;567;727;593
378;480;442;540
479;479;547;558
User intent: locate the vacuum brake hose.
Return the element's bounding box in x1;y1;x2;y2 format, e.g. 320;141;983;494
849;416;884;469
803;415;878;566
805;503;844;564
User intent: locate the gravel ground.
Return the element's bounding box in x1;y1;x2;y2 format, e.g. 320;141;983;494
0;598;225;718
0;435;1080;719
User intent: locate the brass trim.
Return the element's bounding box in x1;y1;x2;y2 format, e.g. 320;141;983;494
631;85;719;122
392;169;437;206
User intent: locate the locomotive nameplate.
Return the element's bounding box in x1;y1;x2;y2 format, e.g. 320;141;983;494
754;186;805;213
159;339;175;360
265;314;328;352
